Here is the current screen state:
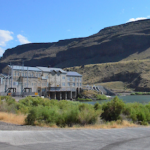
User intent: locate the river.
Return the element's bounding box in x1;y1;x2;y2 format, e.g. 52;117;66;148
82;95;150;105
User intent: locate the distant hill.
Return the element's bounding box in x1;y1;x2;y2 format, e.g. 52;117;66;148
1;19;150;72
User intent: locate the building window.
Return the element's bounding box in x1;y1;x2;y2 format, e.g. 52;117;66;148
22;72;24;76
68;83;70;87
39;73;41;77
36;73;38;77
62;76;65;80
62;82;65;86
80;77;82;82
25;72;27;77
77;83;79;86
80;83;82;86
73;77;75;82
18;72;19;76
67;77;70;81
73;83;75;87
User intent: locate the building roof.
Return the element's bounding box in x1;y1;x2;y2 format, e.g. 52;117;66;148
8;66;81;77
9;65;41;72
37;66;67;73
67;71;82;77
0;73;11;78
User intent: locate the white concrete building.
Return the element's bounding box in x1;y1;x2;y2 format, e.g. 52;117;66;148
0;65;82;99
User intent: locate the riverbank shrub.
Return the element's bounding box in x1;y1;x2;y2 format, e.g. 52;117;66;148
2;96;150;126
123;103;150;125
101;96;125;121
25;102;102;127
77;98;92;101
96;94;108;100
131;92;150;95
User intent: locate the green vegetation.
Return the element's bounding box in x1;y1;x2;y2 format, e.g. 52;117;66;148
79;90;98;98
96;94;108;100
1;96;150;127
131;92;150;95
78;90;108;101
77;98;92;101
101;96;125;121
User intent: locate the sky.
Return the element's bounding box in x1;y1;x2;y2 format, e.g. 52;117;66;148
0;0;150;56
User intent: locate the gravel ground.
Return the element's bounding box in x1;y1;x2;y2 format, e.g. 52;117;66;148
0;121;56;130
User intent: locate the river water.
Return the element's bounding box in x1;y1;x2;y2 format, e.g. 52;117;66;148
82;95;150;105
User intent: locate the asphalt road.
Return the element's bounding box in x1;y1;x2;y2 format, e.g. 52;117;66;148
1;127;150;150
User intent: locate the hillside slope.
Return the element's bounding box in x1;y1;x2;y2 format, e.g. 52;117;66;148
1;19;150;72
66;60;150;91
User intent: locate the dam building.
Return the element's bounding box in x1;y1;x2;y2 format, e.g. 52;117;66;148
0;65;82;99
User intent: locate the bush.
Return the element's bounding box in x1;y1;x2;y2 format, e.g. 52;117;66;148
101;96;125;121
25;100;102;127
77;98;92;101
96;94;108;100
123;103;150;124
78;103;102;125
94;102;102;110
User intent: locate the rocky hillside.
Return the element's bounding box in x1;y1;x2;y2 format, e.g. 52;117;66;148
1;19;150;72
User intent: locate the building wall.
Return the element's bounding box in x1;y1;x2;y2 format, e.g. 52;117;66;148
1;66;82;97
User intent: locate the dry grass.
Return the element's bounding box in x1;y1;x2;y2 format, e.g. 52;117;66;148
0;112;26;125
71;120;138;129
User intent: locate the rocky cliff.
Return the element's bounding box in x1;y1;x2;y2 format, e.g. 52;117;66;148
1;19;150;72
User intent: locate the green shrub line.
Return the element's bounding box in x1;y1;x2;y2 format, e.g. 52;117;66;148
77;98;92;101
1;96;150;127
131;92;150;95
96;94;108;100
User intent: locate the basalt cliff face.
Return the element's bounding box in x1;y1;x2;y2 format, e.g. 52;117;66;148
1;19;150;72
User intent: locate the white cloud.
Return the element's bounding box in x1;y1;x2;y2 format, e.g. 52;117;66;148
67;29;71;32
0;47;4;56
128;17;147;22
17;34;31;44
0;30;13;47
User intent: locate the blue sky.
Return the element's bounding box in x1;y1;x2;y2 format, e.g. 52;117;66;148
0;0;150;56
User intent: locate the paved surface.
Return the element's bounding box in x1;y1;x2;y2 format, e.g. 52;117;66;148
1;126;150;150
